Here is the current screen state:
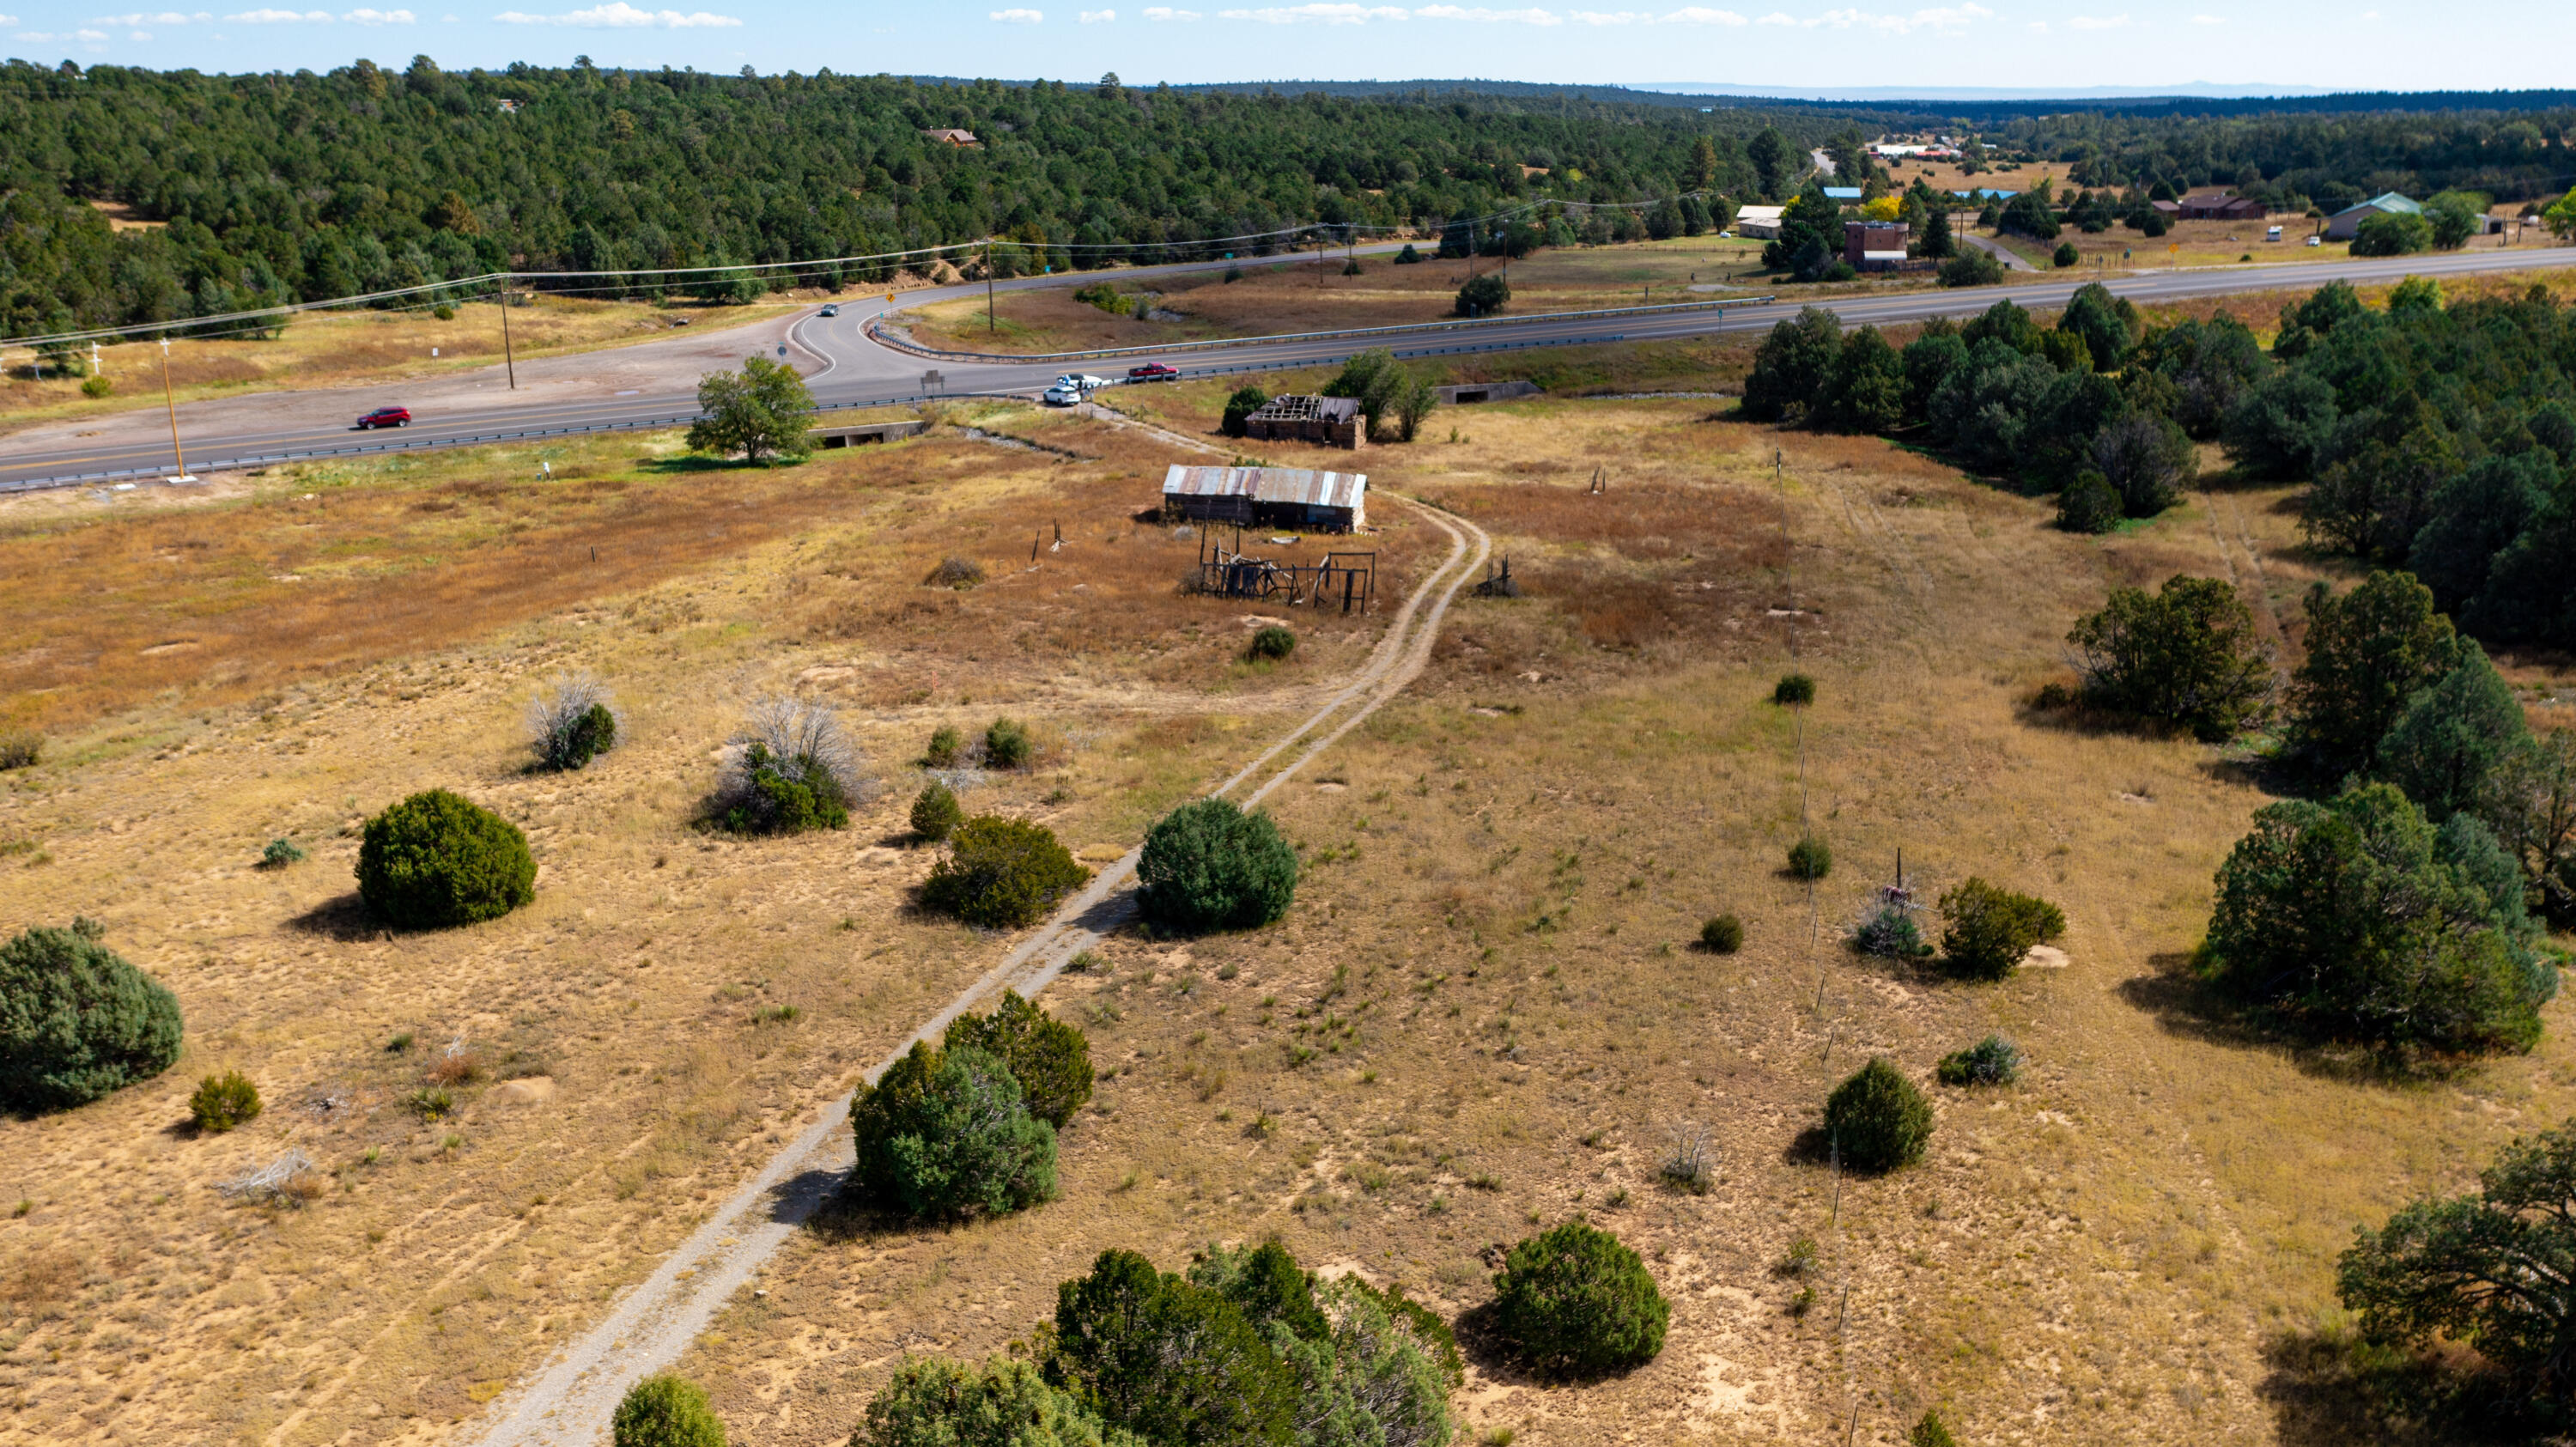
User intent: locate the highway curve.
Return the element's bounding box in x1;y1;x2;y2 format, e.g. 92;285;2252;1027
5;243;2573;492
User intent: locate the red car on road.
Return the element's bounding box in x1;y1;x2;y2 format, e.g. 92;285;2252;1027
1126;362;1180;381
355;406;411;430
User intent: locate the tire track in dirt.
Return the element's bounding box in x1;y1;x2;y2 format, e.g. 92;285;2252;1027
456;494;1490;1447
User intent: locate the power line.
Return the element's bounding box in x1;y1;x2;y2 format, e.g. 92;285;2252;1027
0;190;1725;351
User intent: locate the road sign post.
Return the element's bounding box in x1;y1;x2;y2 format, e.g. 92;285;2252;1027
157;337;191;483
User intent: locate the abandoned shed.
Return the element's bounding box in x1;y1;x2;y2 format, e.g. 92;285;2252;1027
1162;465;1368;532
1242;394;1364;449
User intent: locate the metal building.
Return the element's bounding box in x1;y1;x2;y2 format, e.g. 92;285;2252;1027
1161;465;1368;532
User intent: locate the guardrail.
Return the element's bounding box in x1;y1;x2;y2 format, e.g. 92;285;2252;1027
868;293;1776;366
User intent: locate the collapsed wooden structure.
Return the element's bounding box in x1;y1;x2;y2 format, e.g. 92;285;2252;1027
1162;464;1367;532
1184;526;1377;614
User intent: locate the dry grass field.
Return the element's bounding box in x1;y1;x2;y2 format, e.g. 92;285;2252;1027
0;293;825;435
0;410;1442;1445
901;236;1779;356
7;310;2576;1447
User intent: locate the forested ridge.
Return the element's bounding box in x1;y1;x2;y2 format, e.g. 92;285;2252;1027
0;58;1795;339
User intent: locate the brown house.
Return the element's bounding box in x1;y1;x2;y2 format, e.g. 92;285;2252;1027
1844;220;1908;270
1242;394;1364;450
920;128;980;147
2178;189;2265;221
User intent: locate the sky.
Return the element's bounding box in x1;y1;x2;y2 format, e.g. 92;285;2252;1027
6;0;2571;95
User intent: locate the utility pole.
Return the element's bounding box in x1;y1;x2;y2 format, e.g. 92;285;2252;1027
498;277;517;390
986;240;996;334
157;337;190;482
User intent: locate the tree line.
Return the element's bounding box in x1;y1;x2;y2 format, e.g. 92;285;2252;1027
0;58;1821;341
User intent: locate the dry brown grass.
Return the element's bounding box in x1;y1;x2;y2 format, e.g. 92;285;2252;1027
11;356;2576;1447
902;235;1781;355
0;292;810;434
0;404;1441;1446
663;398;2574;1447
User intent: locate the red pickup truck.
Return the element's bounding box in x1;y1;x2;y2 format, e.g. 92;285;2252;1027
1126;362;1180;381
355;406;411;429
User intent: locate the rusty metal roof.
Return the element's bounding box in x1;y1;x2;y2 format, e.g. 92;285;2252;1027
1163;465;1367;509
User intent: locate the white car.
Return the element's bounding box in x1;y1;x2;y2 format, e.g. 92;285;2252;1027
1042;384;1083;406
818;303;839;318
1054;374;1109;392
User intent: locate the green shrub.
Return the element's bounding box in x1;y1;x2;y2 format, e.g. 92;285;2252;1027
1048;1249;1300;1447
850;1042;1058;1219
1772;672;1815;706
1937;248;2003;287
0;925;185;1115
946;988;1094;1128
259;837;307;869
1699;915;1743;953
0;730;39;769
2056;471;2122;533
1935;1034;2023;1086
529;675;619;770
923;724;964;767
1455;271;1510;316
433;302;456;321
612;1373;727;1447
1187;1243;1461;1447
1910;1408;1959;1447
1394;243;1423;264
1248;625;1297;661
909;781;963;842
1938;878;2065;980
1853;905;1924;958
1137;798;1298;933
716;698;867;834
985;717;1034;769
923;817;1090;928
1786;835;1832;879
2069;575;2275;740
82;374;114;399
1825;1057;1934;1173
927;556;987;589
2051;240;2080;268
1221;386;1271;438
406;1086;453;1120
858;1356;1131;1447
1489;1220;1669;1375
190;1069;262;1131
720;743;850;833
356;789;537;927
2202;782;2553;1055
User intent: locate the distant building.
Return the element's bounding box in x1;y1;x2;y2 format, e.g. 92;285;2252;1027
1242;394;1364;450
2179;189;2266;221
1821;186;1863;203
920;128;980;147
1163;465;1367;532
1951;189;2019;201
1732;204;1787;239
1844;220;1908;271
2324;192;2423;240
495;98;521;113
2150;198;2184;218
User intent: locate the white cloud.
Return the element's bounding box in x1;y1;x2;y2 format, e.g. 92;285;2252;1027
93;10;211;21
1760;3;1985;30
493;2;738;22
1078;5;1112;15
16;24;112;38
343;6;414;19
987;5;1042;18
0;11;20;20
1414;4;1559;20
1218;3;1407;20
1140;3;1196;12
2025;17;2044;27
2067;11;2125;27
1569;5;1744;19
2187;10;2221;21
224;7;331;18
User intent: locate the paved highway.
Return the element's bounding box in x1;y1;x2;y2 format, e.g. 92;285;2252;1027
5;243;2572;493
